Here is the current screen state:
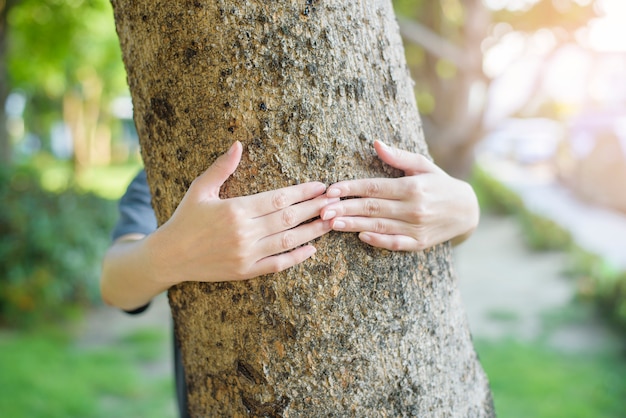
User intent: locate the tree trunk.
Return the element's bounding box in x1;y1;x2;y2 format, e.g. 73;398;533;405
112;1;494;416
399;1;490;179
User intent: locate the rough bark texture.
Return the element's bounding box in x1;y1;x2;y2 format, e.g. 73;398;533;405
112;1;494;416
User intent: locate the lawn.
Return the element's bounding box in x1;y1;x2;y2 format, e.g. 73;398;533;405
477;338;626;418
1;325;624;417
0;327;175;418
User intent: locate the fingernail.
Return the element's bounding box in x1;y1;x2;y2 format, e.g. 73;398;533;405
227;141;238;155
333;220;346;230
360;232;371;242
322;210;336;221
315;183;327;193
327;188;341;198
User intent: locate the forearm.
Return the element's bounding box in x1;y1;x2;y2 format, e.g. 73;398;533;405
100;233;174;311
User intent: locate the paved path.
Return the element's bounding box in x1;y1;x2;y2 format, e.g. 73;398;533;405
455;214;623;353
479;156;626;270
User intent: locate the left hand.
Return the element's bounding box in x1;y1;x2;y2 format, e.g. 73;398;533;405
320;140;479;251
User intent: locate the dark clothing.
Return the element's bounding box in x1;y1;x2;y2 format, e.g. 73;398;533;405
111;170;157;241
112;170;189;418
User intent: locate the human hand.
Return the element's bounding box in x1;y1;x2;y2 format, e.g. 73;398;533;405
320;140;479;251
148;141;335;285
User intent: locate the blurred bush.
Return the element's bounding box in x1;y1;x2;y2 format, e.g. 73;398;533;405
471;166;626;330
472;167;572;251
567;248;626;332
0;165;116;327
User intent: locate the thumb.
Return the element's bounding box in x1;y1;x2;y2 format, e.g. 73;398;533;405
193;141;242;198
374;140;441;176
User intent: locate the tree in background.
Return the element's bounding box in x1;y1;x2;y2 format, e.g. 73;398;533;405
0;0;127;326
0;0;14;164
0;0;603;177
393;0;597;178
3;0;127;171
113;0;493;415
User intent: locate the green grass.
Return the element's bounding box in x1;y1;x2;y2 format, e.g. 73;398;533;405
118;327;171;362
1;321;624;418
486;308;520;323
0;328;174;418
476;339;626;418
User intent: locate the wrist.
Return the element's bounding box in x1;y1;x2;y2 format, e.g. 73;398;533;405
143;228;182;288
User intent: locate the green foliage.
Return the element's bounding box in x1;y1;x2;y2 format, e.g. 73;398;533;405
471;166;626;329
27;151;142;199
0;165;117;326
7;0;125;98
0;327;173;418
471;166;524;215
476;338;626;418
471;166;572;251
492;0;597;32
6;0;127;145
566;248;626;330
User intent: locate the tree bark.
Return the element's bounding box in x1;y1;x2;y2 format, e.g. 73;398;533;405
112;1;494;416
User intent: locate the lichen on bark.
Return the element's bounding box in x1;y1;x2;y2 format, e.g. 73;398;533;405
112;0;495;416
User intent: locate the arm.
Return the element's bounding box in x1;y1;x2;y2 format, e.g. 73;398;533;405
101;141;335;311
101;233;168;311
320;140;479;251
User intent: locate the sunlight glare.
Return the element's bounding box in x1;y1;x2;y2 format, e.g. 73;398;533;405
587;0;626;52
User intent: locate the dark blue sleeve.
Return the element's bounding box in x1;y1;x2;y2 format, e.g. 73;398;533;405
111;170;157;241
111;169;158;314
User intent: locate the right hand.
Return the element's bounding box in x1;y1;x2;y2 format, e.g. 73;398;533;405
147;141;334;285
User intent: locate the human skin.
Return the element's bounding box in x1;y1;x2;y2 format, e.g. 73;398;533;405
100;141;335;311
321;140;479;251
100;141;479;311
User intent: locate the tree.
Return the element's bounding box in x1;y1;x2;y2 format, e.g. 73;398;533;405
112;1;494;416
393;0;598;178
5;0;127;168
395;0;489;178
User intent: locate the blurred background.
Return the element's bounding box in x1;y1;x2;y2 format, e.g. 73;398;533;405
0;0;624;417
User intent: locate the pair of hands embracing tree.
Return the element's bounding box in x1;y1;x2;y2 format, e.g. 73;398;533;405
100;140;479;312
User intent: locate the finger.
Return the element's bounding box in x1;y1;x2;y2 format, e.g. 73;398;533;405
257;219;331;260
251;245;317;277
248;182;327;217
192;141;243;198
325;177;407;200
330;216;413;236
374;140;442;176
359;232;424;252
257;195;340;237
321;197;412;222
